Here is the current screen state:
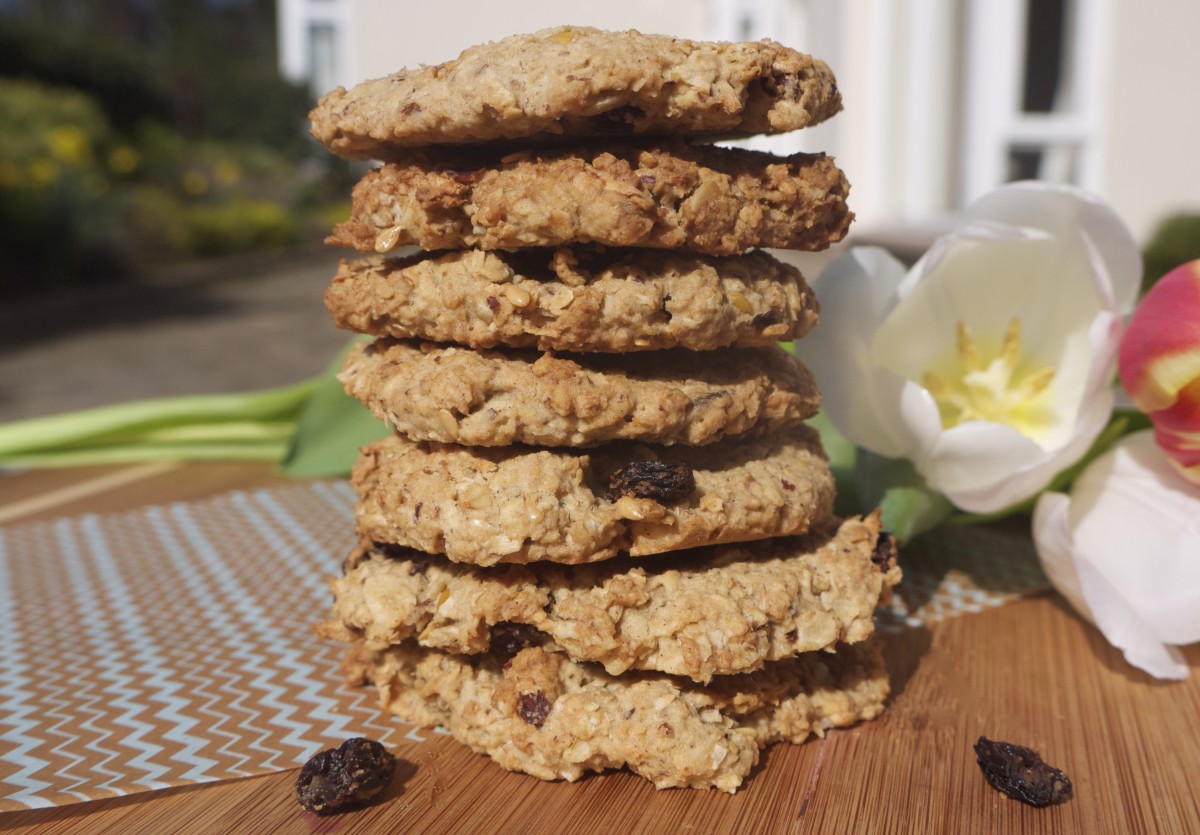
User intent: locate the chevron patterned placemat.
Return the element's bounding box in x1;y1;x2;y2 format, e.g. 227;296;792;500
0;481;1048;810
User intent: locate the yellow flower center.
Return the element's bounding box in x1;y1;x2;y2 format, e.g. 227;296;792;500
922;319;1057;437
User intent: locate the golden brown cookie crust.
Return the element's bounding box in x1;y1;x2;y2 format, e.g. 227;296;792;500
354;639;887;792
310;26;842;159
319;514;900;682
327;142;851;255
339;339;819;448
351;425;835;565
324;248;820;353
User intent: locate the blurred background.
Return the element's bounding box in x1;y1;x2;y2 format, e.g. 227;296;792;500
2;0;1199;423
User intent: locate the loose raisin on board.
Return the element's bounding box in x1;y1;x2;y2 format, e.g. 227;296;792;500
295;737;397;814
607;461;695;502
974;736;1073;807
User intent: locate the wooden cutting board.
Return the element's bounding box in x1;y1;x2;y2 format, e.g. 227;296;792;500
7;601;1200;833
3;463;1199;833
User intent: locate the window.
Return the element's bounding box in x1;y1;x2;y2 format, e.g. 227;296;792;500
961;0;1108;202
306;21;339;98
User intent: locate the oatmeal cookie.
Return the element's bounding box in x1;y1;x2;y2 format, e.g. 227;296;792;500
351;425;834;565
351;638;887;792
324;248;819;352
339;339;819;448
327;142;851;255
310;26;841;159
319;514;900;682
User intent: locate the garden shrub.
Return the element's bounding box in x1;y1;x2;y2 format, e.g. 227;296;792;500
0;78;124;285
183;198;300;256
0;18;171;130
1142;212;1200;292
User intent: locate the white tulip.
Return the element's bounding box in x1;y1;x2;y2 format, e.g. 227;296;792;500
1033;431;1200;679
796;182;1141;513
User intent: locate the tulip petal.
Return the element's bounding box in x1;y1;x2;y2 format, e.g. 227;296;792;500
1031;491;1094;621
1074;555;1191;680
1033;433;1200;679
961;181;1142;313
1068;432;1200;643
797;248;934;460
922;421;1045;510
1119;262;1200;412
923;388;1114;514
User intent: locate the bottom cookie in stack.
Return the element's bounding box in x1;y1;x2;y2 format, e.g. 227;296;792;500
321;515;900;791
345;635;888;793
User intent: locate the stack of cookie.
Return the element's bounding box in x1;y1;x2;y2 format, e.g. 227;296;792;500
310;26;900;792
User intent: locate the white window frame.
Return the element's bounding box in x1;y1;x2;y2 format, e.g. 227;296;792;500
277;0;352;92
710;0;805;45
960;0;1111;204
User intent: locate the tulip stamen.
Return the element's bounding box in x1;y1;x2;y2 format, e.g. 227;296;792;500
925;317;1057;439
957;322;981;372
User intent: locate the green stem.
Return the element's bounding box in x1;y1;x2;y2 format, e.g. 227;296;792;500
97;420;296;446
0;440;290;468
0;378;319;457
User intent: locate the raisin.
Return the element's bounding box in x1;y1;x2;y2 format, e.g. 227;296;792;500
974;736;1073;807
751;310;785;330
607;461;695;503
761;69;785;96
602;105;645;126
490;621;543;658
408;558;429;576
295;737;397;814
517;691;552;727
871;531;897;573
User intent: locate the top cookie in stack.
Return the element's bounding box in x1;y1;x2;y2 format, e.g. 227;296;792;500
310;26;843;156
312;26;898;793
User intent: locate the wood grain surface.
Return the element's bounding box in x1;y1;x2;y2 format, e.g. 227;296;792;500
2;463;1198;834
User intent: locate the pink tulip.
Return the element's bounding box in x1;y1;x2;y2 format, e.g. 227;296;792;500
1119;260;1200;485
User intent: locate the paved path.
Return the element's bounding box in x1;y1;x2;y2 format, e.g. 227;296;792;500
0;245;351;423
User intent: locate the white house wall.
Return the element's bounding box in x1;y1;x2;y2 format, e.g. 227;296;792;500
345;0;711;87
1100;1;1200;241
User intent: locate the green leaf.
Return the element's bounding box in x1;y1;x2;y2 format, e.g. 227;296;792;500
806;410;862;517
277;337;390;478
854;449;955;542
